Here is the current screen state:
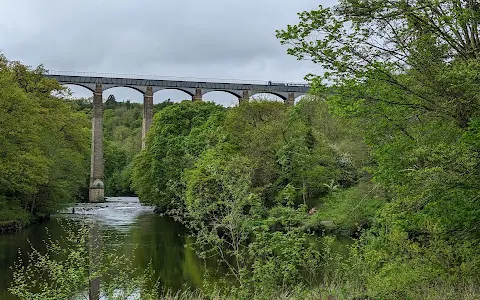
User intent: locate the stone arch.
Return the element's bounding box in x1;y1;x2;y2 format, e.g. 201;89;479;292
103;85;145;94
153;88;194;97
203;89;242;99
294;94;307;104
250;92;287;101
100;86;145;104
152;88;196;104
62;83;95;93
202;90;241;107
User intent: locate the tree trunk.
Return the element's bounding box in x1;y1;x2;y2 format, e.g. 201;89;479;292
30;194;36;215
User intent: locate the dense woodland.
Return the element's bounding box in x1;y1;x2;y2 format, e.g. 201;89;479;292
3;0;480;299
0;55;90;230
132;0;480;298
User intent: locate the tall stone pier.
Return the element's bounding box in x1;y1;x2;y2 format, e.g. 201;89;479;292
89;84;104;202
193;88;202;101
239;90;250;104
142;87;154;149
285;92;295;106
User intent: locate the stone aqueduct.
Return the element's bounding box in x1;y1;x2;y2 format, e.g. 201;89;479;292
45;71;310;202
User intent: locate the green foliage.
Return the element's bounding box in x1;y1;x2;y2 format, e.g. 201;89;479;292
9;220;160;300
0;54;90;224
279;97;370;207
223;101;288;192
185;145;262;284
308;180;386;236
277;0;480;297
132;97;373;298
132;101;226;209
239;230;321;299
255;231;320;286
0;196;30;229
260;206;307;233
185;144;260;220
102;100;143;196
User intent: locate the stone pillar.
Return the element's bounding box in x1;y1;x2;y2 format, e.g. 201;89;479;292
142;86;154;149
285;92;295;106
89;84;104;203
192;88;202;101
239;90;250;104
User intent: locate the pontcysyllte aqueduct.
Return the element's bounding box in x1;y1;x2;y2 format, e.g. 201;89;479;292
45;71;310;202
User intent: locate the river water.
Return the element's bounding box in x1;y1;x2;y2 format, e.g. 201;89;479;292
0;197;208;299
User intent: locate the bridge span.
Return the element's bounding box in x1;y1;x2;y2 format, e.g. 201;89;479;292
45;71;310;202
46;71;310;102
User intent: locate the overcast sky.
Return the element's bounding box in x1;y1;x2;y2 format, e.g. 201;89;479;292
0;0;336;106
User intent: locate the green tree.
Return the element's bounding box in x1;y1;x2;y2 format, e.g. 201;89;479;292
184;144;262;285
0;55;90;224
101;102;143;196
278;1;480;297
9;221;160;300
105;94;117;109
132;101;226;210
223;101;289;203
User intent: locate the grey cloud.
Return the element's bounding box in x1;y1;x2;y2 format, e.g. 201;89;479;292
0;0;337;104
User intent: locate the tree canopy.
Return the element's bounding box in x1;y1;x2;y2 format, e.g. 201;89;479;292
277;1;480;298
0;54;90;225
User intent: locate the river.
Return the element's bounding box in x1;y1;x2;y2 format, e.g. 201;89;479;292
0;197;208;299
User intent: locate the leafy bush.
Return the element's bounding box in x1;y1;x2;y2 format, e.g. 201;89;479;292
308;180;386;236
9;220;160;300
0;55;90;222
132;101;226;210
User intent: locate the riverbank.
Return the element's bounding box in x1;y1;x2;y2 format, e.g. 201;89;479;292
0;220;24;234
0;204;31;234
0;215;53;234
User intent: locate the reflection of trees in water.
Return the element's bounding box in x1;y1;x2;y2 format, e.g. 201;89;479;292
126;214;206;291
0;218;69;299
89;222;101;300
90;215;223;293
182;237;204;288
6;220;119;299
0;213;219;299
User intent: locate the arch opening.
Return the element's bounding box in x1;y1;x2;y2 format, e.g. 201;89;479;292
294;95;306;104
250;92;286;102
103;85;145;95
153;88;194;105
101;87;143;104
202;90;239;107
62;84;95;100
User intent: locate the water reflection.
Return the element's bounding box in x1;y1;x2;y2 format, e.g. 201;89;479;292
0;197;209;299
89;222;101;300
